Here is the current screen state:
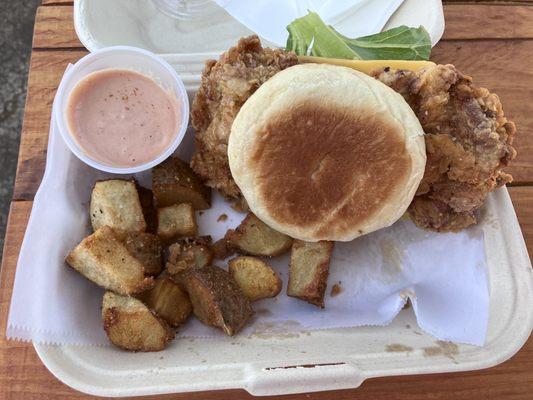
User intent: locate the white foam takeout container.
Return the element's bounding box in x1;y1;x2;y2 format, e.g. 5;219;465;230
33;119;533;397
29;0;532;397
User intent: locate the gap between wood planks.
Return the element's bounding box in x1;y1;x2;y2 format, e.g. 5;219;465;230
444;1;533;4
30;38;533;53
39;1;533;6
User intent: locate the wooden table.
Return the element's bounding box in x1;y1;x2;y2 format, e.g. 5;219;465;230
1;1;533;398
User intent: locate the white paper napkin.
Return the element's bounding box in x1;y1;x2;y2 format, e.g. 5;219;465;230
6;110;489;347
213;0;406;47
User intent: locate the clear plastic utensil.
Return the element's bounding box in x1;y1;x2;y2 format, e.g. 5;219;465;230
152;0;228;20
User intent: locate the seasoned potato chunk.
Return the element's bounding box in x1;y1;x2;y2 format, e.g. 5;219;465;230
287;240;334;308
152;157;211;210
90;180;146;233
66;226;154;295
166;237;213;276
137;274;192;327
102;292;174;352
226;213;293;257
178;265;253;336
119;231;163;276
136;185;158;234
156;203;198;242
211;237;235;260
228;257;282;301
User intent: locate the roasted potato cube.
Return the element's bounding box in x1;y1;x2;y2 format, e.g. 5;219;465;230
136;185;158;234
228;257;282;301
66;226;154;295
178;265;253;336
90;180;146;233
156;203;197;241
226;213;293;257
119;231;163;276
166;237;213;276
287;240;334;308
102;291;174;351
152;157;211;210
211;237;235;260
137;274;192;327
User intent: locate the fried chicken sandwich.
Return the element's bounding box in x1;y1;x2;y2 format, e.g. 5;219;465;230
191;35;516;235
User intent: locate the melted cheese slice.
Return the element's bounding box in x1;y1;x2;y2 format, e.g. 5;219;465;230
298;56;435;74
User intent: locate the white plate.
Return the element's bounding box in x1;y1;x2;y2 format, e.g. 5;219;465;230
73;0;445;91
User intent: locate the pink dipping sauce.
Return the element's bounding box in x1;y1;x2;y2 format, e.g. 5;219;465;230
66;69;180;168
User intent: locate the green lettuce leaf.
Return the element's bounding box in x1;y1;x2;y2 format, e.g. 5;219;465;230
336;25;431;60
286;12;431;61
286;12;361;59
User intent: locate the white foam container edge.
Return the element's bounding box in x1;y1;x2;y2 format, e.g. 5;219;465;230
30;0;533;397
73;0;445;92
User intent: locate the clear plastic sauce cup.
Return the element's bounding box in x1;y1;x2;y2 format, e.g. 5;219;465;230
53;46;189;174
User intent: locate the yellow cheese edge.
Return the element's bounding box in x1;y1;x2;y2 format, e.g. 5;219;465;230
298;56;435;75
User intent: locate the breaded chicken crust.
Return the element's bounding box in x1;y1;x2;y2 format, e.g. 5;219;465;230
374;64;516;231
191;36;298;198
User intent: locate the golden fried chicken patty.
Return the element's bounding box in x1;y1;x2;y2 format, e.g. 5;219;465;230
191;35;298;199
374;64;516;231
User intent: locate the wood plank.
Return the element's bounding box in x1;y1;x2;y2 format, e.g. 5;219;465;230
42;0;73;5
445;1;533;3
431;40;533;184
443;5;533;39
13;38;533;201
0;190;532;399
41;1;533;5
0;201;86;399
509;187;533;256
32;4;533;50
33;6;81;49
44;0;533;4
13;50;87;201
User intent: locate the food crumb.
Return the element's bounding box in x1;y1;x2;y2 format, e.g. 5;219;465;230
212;238;235;259
423;341;459;360
217;213;228;222
330;283;342;297
230;198;249;213
386;344;413;352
